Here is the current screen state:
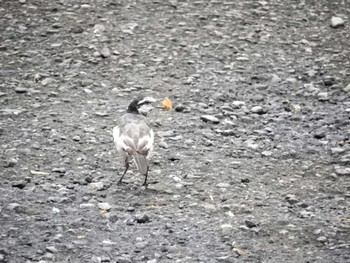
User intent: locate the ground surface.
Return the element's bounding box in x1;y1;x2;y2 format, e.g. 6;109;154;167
0;0;349;262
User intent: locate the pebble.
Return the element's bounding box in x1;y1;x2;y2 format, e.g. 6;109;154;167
334;166;350;176
245;220;258;228
285;194;299;204
330;16;345;28
14;87;28;93
46;246;57;254
251;106;267;114
80;203;96;209
317;92;328;101
343;83;350;92
317;236;327;242
261;151;273;157
159;141;169;149
135;214;150;224
12;180;27;189
126;206;135;212
4;158;17;168
232;101;245;109
100;47;111;58
52;167;66;174
200;115;220;124
98;202;111;211
175;104;190;112
116;257;132;263
89;182;104;191
216;183;231;188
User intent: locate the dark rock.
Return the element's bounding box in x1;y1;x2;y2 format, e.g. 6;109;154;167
135;214;150;224
245;220;258;228
12;180;27;189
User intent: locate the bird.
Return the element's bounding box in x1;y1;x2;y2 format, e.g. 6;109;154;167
113;98;154;186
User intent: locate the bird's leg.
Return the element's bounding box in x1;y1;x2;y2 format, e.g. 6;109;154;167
117;157;129;185
141;165;149;187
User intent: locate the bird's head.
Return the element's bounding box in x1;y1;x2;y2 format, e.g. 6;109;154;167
127;96;156;115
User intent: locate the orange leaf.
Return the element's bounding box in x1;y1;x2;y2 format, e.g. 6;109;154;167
162;98;172;110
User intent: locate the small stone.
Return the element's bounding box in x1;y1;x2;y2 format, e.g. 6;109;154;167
251;106;267;114
116;257;132;263
203;204;216;212
12;180;27;189
147;259;157;263
52;207;60;213
4;158;17;168
261;151;273;157
98;202;111;211
46;246;57;254
318;92;328;101
15;87;28;93
159;141;169;149
279;229;289;235
174;104;190;113
7;203;21;210
200;115;220;124
94;111;109;117
81;4;91;8
299;210;315;218
100;47;111;58
334;165;350;176
89;182;104;191
135;241;148;250
72;135;81;141
126;207;135;212
71;26;84;34
136;214;150;224
313;129;326;139
232;101;245;109
285;194;299;204
323;76;336;86
270;74;281;84
52;167;66;174
245;220;258;228
216;183;231;188
330;16;345;28
19;0;26;3
343;83;350;93
80;203;96;209
80;79;94;87
317;236;327;242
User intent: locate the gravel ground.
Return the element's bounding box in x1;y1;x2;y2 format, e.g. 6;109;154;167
0;0;349;262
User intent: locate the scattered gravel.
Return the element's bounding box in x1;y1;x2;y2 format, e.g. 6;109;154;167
0;1;349;262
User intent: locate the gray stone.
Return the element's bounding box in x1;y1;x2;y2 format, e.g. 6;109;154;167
343;83;350;92
100;47;111;58
318;92;328;101
46;246;57;253
330;16;345;28
251;106;267;114
317;236;327;242
334;166;350;176
200;115;220;124
216;183;231;188
98;202;111;211
245;220;258;228
232;101;245;109
80;203;96;209
15;87;28;93
285;194;299;204
136;214;150;224
89;182;104;191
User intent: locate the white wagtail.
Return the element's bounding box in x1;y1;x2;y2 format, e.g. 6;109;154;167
113;98;154;186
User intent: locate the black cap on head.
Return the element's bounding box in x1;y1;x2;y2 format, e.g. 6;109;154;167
127;98;141;114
